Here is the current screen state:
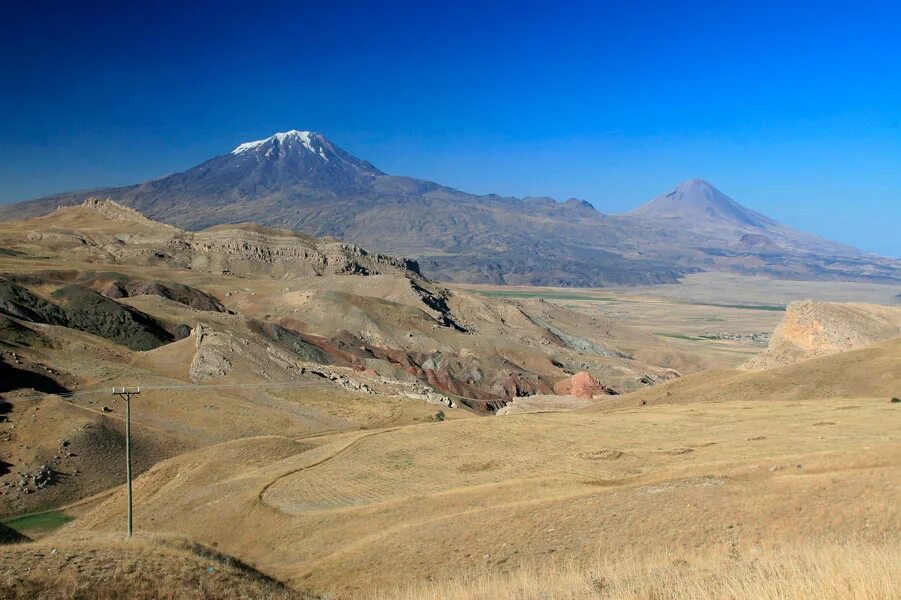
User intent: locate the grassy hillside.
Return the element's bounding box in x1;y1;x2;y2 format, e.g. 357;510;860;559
586;336;901;411
0;534;310;600
381;540;900;600
61;397;900;596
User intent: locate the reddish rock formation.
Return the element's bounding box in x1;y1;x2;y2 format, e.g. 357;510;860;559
553;371;616;399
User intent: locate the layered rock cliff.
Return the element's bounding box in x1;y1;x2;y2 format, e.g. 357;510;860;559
744;300;901;369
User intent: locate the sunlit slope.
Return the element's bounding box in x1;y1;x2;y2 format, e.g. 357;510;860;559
66;397;901;596
586;336;901;411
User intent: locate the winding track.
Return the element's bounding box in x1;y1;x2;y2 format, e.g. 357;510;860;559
257;428;399;504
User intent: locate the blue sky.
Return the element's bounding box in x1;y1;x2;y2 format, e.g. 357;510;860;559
1;0;899;256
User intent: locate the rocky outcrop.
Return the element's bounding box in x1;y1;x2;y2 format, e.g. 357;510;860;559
188;323;323;384
636;371;680;386
81;197;181;232
744;300;901;370
309;368;374;394
189;324;238;382
487;369;551;399
185;225;420;278
410;281;467;332
399;385;455;408
552;371;617;399
1;199;422;280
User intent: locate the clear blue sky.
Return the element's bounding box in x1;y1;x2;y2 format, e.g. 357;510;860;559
2;0;899;257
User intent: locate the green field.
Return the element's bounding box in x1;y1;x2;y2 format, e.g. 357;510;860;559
473;290;616;301
2;511;74;536
699;302;786;312
654;332;706;341
468;289;786;312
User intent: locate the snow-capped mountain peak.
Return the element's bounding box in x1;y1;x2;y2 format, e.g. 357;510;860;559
226;130;383;177
231;130;327;158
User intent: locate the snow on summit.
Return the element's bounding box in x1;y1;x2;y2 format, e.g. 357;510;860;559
231;130;329;160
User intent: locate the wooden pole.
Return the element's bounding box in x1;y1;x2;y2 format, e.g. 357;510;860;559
112;387;140;538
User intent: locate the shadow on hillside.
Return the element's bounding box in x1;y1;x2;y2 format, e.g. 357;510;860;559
0;358;70;398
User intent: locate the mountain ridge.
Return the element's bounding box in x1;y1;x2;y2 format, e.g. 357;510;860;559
1;131;898;286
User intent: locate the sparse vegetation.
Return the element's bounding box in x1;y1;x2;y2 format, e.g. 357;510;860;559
891;397;900;403
473;289;616;301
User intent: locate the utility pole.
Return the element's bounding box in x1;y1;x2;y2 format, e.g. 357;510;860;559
112;386;140;538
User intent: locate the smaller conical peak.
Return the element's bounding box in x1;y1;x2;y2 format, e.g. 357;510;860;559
629;179;730;214
630;179;775;227
231;130;327;156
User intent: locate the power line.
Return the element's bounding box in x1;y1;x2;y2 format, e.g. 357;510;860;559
112;386;140;538
2;379;329;538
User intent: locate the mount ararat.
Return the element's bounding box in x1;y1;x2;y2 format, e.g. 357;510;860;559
2;130;898;286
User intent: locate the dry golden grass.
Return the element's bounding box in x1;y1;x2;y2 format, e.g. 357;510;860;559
0;533;310;600
378;540;900;600
587;336;901;411
5;196;901;600
61;396;900;596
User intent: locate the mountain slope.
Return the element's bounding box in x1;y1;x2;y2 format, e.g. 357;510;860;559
2;131;898;286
